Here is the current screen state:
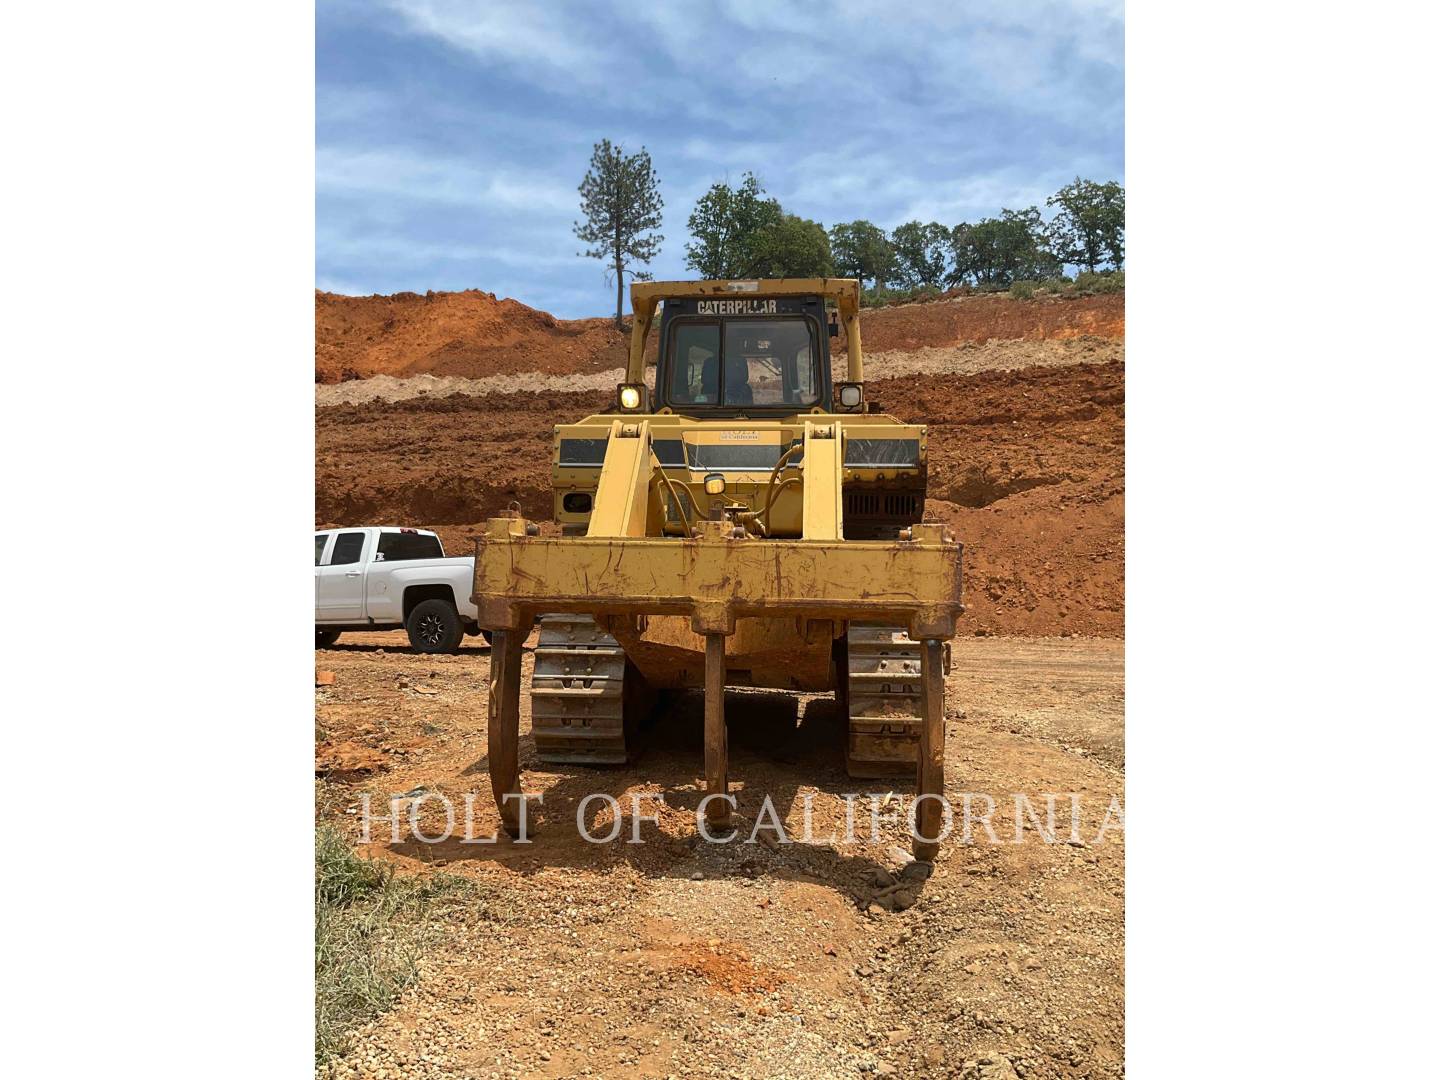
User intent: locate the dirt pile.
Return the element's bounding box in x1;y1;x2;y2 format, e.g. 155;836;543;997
315;289;629;384
316;288;1123;385
315;362;1124;636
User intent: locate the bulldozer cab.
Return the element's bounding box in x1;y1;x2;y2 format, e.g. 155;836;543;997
656;294;831;414
624;279;867;418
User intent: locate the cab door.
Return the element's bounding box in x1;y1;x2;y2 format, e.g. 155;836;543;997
315;530;369;621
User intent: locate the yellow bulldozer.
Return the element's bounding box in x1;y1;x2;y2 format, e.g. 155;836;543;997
473;278;963;860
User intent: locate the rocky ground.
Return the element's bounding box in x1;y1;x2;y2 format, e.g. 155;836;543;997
315;633;1124;1079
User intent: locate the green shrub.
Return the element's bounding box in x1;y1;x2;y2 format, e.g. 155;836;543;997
1074;270;1125;294
860;283;944;308
859;274;1120;307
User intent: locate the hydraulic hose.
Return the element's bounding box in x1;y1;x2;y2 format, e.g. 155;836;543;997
652;455;699;537
755;475;801;529
760;443;804;526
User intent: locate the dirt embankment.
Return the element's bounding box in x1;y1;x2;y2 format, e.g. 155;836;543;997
316;288;1124;385
315;289;631;384
315;361;1124;637
851;291;1123;353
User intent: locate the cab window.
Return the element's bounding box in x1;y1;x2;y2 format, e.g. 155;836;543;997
665;317;819;408
722;320;817;407
668;322;720;405
314;534;330;565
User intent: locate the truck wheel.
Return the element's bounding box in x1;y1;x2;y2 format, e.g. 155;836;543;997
407;599;464;653
316;629;341;648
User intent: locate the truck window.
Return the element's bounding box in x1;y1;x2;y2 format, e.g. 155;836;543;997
330;531;366;566
376;531;444;562
314;534;329;565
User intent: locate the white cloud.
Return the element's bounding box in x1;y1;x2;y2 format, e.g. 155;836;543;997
383;0;603;80
316;146;575;214
319;228;578;271
316;273;380;296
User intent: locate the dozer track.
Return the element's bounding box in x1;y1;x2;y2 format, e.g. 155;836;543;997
530;614;648;765
844;624;925;778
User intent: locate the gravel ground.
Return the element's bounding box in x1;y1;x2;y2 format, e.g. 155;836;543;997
315;633;1124;1079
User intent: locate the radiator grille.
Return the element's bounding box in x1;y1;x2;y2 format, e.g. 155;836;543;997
845;492;920;518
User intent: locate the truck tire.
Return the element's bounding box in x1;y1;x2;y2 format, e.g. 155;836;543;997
407;598;464;653
316;629;342;648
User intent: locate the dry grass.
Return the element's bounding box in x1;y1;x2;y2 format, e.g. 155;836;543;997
314;826;470;1063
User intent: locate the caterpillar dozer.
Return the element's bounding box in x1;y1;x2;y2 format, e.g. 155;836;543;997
474;279;963;859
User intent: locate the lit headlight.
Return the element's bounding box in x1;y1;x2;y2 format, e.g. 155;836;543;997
617;384;644;411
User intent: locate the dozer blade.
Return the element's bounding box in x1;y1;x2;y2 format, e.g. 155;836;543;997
845;624;924;778
530;614;648;765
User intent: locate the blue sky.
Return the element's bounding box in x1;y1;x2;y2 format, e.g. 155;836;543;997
317;0;1124;318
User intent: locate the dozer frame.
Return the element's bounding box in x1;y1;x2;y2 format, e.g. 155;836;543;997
474;279;962;860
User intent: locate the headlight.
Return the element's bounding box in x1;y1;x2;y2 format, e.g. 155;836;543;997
703;473;726;496
837;383;864;410
617;384;644;411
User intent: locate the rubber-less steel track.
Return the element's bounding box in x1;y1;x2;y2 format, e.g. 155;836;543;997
843;624;925;778
530;614;645;765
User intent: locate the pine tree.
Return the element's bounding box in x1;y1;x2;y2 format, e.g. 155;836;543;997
574;140;664;329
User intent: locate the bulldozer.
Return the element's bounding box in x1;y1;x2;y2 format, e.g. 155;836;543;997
473;279;963;859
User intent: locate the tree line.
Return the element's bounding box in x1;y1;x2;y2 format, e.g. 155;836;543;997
574;140;1123;327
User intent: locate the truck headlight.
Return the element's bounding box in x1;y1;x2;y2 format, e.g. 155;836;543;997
617;384;644;412
703;473;726;496
837;383;864;410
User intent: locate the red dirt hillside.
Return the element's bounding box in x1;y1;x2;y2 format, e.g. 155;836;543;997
316;288;1124;384
855;291;1123;352
315;361;1125;637
315;290;630;384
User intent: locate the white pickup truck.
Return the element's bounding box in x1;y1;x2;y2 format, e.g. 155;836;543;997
314;527;487;653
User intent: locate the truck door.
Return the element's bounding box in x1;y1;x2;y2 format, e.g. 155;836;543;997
316;530;369;621
315;532;333;612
